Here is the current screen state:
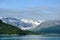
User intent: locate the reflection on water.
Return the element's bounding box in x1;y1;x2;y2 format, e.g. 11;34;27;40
0;35;60;40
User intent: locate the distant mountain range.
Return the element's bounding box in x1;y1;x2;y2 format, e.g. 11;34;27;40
0;17;60;34
31;20;60;34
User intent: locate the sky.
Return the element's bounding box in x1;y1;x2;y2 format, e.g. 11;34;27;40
0;0;60;20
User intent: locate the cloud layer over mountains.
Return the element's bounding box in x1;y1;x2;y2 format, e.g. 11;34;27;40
0;6;60;20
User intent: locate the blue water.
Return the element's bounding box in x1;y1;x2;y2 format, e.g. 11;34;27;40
0;35;60;40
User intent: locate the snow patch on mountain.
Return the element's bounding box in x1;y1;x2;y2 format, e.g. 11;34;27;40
21;19;40;25
0;17;3;19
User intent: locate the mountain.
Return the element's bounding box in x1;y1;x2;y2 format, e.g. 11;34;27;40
1;17;42;30
38;25;60;34
0;17;60;34
0;19;27;35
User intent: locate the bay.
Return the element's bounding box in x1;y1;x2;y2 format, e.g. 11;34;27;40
0;35;60;40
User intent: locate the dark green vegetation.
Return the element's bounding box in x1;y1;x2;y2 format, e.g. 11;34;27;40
0;20;39;35
0;20;26;35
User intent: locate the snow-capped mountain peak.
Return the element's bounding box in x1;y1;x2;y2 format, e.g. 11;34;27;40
1;17;44;30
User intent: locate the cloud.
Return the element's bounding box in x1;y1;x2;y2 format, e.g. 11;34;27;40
0;6;60;20
26;6;60;15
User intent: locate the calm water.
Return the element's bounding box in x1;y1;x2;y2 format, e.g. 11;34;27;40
0;35;60;40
